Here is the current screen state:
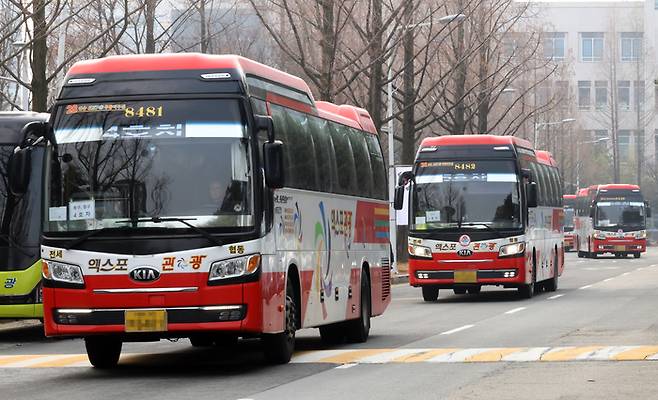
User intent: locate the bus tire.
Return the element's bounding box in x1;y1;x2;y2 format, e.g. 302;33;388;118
453;288;467;295
85;337;122;369
422;286;439;302
577;251;585;258
263;275;297;364
518;255;536;299
189;335;214;347
544;251;559;292
634;252;641;259
345;271;371;343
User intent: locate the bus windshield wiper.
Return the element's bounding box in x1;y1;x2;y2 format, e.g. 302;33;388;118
63;226;133;250
460;222;503;237
114;217;223;248
0;233;36;258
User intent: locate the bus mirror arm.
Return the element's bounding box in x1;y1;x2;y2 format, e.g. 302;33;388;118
521;168;533;182
8;146;32;196
255;115;275;142
263;140;285;189
526;182;538;208
19;121;56;147
397;171;415;186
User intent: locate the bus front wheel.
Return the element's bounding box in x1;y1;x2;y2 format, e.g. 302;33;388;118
263;276;297;364
85;337;122;369
634;252;641;259
422;286;439;302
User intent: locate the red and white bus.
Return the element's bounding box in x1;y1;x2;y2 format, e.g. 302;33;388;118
563;194;576;251
11;54;391;367
575;184;649;258
394;136;564;300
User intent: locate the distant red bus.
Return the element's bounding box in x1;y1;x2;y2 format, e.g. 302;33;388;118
563;195;576;251
575;184;649;258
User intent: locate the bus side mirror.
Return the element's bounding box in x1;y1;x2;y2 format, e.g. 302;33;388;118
647;207;652;218
20;121;54;146
255;115;274;142
393;185;405;210
521;168;533;182
8;147;32;195
589;207;595;218
263;141;284;189
526;182;538;208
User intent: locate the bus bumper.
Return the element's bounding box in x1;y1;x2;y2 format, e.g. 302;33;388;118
43;276;268;339
564;234;575;251
408;254;528;288
592;238;646;255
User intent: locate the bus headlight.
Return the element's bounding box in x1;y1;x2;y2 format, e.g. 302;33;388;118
208;254;260;281
637;230;647;239
499;242;525;258
408;244;432;259
593;231;606;240
42;260;84;285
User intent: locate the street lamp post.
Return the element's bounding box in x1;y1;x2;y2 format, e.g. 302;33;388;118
386;13;466;272
533;118;575;148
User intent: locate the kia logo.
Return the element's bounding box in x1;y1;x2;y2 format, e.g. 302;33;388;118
129;266;160;283
457;249;473;257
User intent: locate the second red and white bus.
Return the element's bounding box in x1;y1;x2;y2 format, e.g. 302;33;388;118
575;184;649;258
394;136;564;300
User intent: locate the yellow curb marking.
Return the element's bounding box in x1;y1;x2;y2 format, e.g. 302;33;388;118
317;349;393;364
613;346;658;361
0;355;42;366
392;348;457;363
31;355;89;368
466;348;524;362
541;346;604;362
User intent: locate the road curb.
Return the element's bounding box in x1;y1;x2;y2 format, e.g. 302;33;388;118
392;273;409;285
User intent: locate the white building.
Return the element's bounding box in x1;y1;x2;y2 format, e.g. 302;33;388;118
533;0;658;187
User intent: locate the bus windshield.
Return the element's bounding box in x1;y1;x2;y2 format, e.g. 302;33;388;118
411;160;522;231
595;201;645;230
46;99;254;233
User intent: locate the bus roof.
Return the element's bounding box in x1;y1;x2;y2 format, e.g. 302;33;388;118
420;134;533;150
563;194;577;200
0;112;49;144
535;150;557;167
597;183;640;191
65;54;378;135
576;188;588;197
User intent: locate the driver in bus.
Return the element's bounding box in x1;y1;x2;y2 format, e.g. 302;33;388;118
208;180;246;214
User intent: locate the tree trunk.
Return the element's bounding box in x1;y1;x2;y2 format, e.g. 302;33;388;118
453;13;466;134
401;2;415;164
476;37;489;134
31;0;48;112
367;0;383;132
319;0;335;101
199;0;208;53
145;0;156;53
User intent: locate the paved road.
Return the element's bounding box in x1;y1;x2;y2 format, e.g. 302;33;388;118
2;250;658;399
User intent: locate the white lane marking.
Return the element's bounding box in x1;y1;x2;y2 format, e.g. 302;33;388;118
428;348;488;362
603;278;614;282
358;349;422;364
622;272;630;276
504;307;526;315
581;346;637;361
579;284;593;290
547;294;564;300
440;324;475;335
334;363;358;369
502;347;550;362
583;267;619;271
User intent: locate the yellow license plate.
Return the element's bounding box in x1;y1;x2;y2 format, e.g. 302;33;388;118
124;310;167;333
454;270;477;283
614;245;626;251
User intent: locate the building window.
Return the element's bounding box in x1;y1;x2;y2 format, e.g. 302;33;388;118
544;33;566;60
581;32;604;62
578;81;591;110
618;130;631;161
595;81;608;110
621;33;642;62
634;81;645;111
618;80;631;111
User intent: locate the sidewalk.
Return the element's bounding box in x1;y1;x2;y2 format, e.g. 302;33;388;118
392;261;409;285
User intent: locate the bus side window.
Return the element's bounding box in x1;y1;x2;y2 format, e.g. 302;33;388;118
347;128;373;198
365;134;387;200
286;110;317;191
529;163;545;206
329;123;357;196
309;116;337;193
